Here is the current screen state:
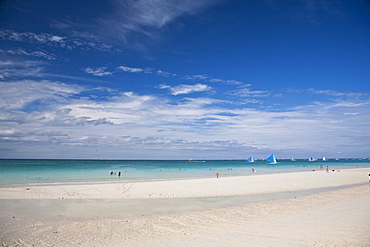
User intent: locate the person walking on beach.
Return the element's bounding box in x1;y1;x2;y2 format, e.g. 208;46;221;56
326;166;329;173
118;171;121;177
216;173;219;178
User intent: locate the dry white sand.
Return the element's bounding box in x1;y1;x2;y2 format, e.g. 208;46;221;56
1;168;369;246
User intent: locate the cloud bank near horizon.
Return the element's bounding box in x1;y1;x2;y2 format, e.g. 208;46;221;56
1;79;369;159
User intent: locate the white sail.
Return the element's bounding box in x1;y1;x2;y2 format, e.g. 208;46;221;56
309;157;316;161
266;154;277;164
247;156;254;162
323;157;327;161
291;157;295;161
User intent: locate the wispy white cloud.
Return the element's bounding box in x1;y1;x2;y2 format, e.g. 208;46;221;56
84;67;113;76
0;58;107;82
184;74;208;80
95;0;216;43
223;79;243;85
0;80;114;129
0;29;65;44
227;84;269;98
117;65;148;73
116;65;177;77
0;80;83;110
0;59;46;79
156;69;176;77
92;64;243;87
0;48;56;60
117;0;213;28
159;83;212;95
185;74;243;85
307;88;367;98
45;0;218;52
287;88;368;102
0;29;118;52
49;36;64;42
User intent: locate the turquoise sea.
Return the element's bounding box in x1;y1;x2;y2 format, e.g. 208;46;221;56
0;159;368;187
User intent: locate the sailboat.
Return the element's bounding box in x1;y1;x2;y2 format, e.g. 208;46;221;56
291;157;296;161
308;157;316;161
322;157;327;161
247;156;254;162
266;154;277;164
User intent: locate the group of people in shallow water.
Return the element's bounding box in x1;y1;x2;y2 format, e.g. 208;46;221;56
110;171;121;177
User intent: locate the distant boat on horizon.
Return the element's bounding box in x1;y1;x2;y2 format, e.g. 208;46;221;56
308;157;316;161
323;157;327;161
266;154;277;164
291;157;296;161
247;156;254;162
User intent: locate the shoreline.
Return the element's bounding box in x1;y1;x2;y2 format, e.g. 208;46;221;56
0;168;368;199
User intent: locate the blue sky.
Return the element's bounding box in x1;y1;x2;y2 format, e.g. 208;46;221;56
0;0;369;160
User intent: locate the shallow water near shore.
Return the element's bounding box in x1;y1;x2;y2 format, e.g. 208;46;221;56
0;159;368;186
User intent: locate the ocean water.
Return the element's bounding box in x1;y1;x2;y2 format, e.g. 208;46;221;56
0;159;368;186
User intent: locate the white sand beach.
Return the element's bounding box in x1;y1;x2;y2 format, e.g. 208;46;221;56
1;168;369;246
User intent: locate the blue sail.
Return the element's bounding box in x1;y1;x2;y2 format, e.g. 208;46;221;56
266;154;277;164
247;156;254;162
